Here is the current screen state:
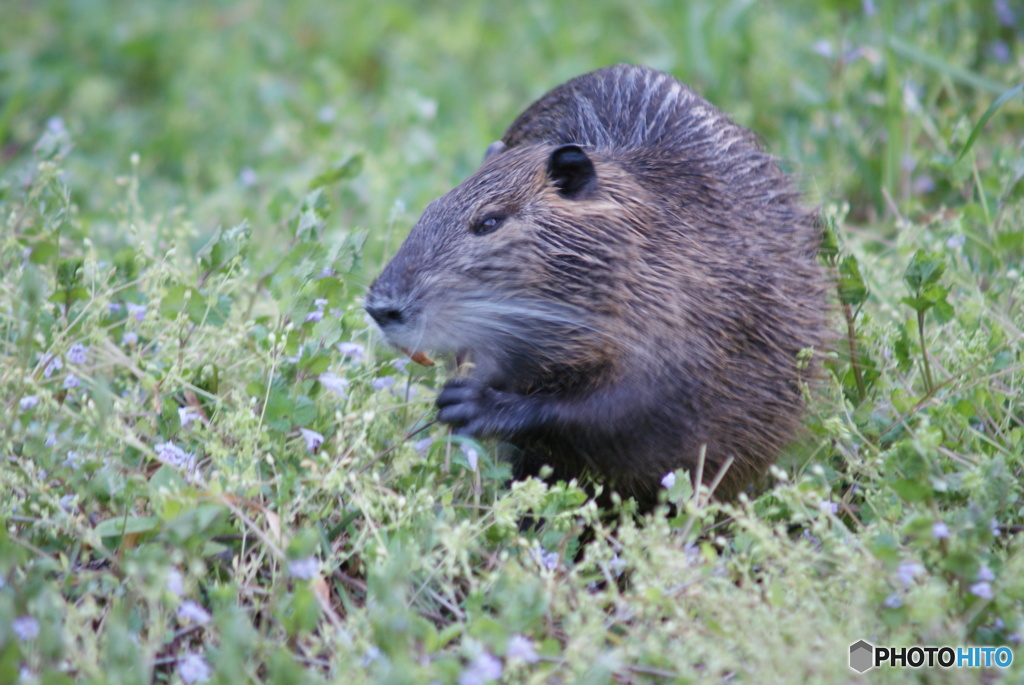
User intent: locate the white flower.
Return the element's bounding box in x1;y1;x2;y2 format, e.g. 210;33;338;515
660;472;676;489
458;651;502;685
166;568;185;596
177;600;211;625
13;616;40;641
63;374;80;389
178;653;212;684
819;500;838;515
970;581;994;600
932;521;950;539
178;407;202;427
300;428;324;452
288;556;319;580
67;343;89;364
506;634;539;663
19;395;39;410
318;373;350;397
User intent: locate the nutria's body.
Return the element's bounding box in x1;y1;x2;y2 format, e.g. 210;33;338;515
366;64;828;508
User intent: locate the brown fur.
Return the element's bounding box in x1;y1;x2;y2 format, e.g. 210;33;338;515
365;64;829;509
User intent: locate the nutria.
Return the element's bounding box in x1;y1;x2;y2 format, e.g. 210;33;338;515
365;64;828;508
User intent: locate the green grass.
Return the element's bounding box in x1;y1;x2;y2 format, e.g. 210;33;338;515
2;1;1023;683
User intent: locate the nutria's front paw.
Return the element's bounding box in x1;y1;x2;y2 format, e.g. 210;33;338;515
436;378;498;437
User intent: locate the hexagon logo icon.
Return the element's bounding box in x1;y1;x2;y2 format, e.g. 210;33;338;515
849;640;874;673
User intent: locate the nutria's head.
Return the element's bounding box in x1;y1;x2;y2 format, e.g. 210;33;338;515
365;143;650;390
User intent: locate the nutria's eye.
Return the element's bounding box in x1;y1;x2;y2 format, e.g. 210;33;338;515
471;212;506;235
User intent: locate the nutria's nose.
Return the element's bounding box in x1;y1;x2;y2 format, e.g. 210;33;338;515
365;304;405;327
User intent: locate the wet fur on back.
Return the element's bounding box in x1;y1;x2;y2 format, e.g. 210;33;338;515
366;64;829;508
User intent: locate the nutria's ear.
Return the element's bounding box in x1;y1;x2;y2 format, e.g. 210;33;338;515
483;140;507;162
548;144;596;199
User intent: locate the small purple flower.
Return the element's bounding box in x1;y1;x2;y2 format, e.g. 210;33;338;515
989;40;1011;64
862;0;876;15
239;167;258;188
812;39;833;58
108;303;123;314
43;355;63;378
991;519;1001;537
361;645;381;667
932;521;950;539
463;446;479;471
63;374;80;389
371;376;395;391
59;494;76;511
391;358;410;374
945;234;965;249
882;593;904;609
177;600;211;625
300;428;324;452
896;561;924;587
62;450;81;470
154;441;194;469
819;500;838;515
67;343;89;364
661;472;676;489
978;565;995;582
608;554;627;578
414;437;434;454
178;407;202;427
45;434;57;447
19;395;39;410
122;331;139;346
318;373;350;397
314;298;328;309
13;616;40;641
47;116;67;134
318;105;337;123
337;342;366;363
970;581;994;600
305;309;324;323
532;547;560;571
506;635;538;663
126;303;147;322
178;653;212;684
166;568;185;596
288;556;319;580
995;0;1016;27
459;651;503;685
